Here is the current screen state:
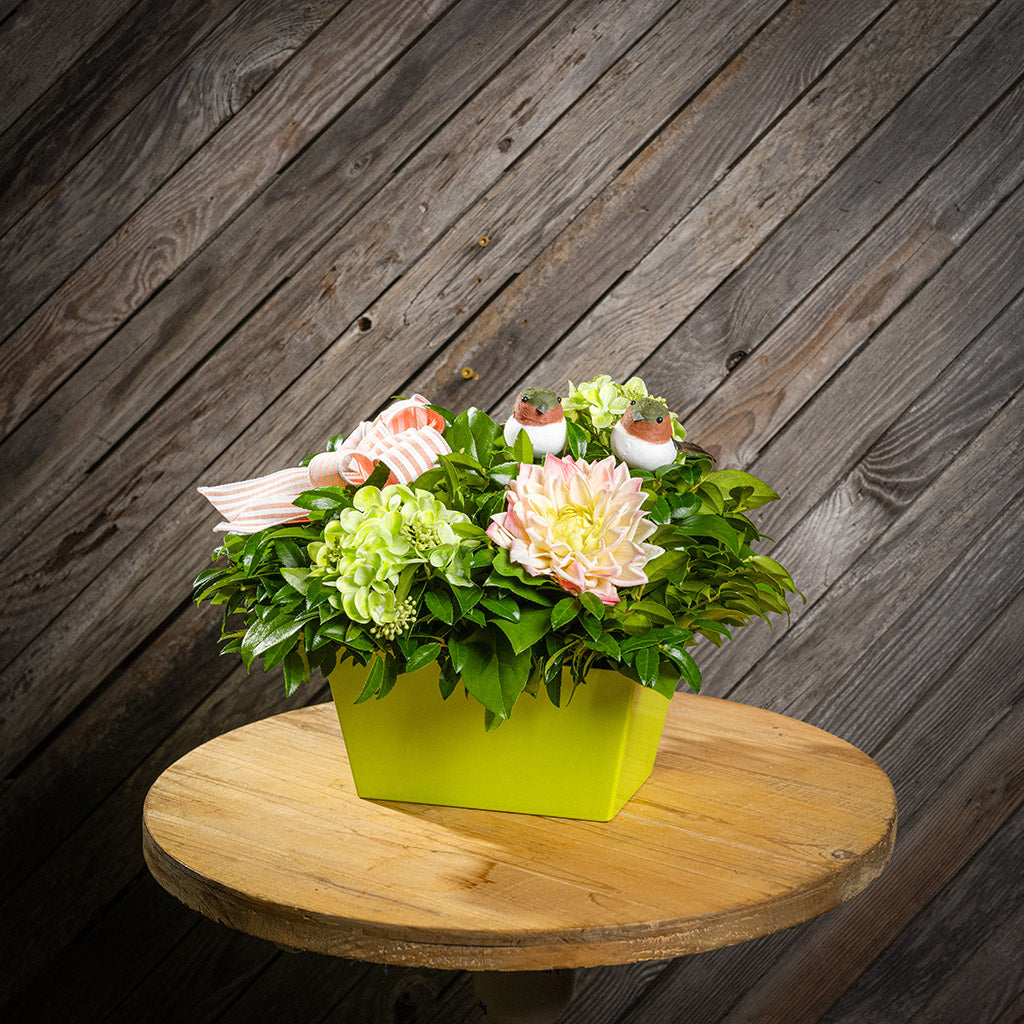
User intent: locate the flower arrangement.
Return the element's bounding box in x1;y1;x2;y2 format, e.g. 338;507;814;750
195;375;797;728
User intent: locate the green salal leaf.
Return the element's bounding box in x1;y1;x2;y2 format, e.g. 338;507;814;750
444;409;475;456
749;585;791;616
488;547;520;577
656;626;696;647
695;482;726;515
480;595;521;621
488;461;520;487
692;618;733;645
645;495;673;524
619;633;661;654
564;418;588;460
704;469;779;511
241;613;305;666
354;656;385;703
667;492;702;519
463;605;487;625
412;466;445;490
438;653;459;699
440;450;486;475
455;630;532;718
273;539;306;567
292;487;350;511
404;642;442;673
651;660;682;699
748;554;798;590
486;570;554;605
512;425;534;463
282;650;308;696
423;588;454;625
280;567;310;594
626;599;675;625
306;575;329;606
377;654;399;699
485;550;554;603
193;566;231;592
450;520;490;541
427;403;455;423
672;514;744;554
579;591;605;619
260;632;299;671
524;658;542;697
240;531;265;572
643;549;688;583
496;606;552;655
620;611;652;636
363;461;393;490
395;635;419;660
585;632;621;660
543;650;566;705
662;643;701;693
338;623;374;651
550;597;579;630
453;584;483;615
193;570;241;603
467;407;501;465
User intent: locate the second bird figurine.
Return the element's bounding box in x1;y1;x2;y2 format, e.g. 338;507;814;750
610;397;677;471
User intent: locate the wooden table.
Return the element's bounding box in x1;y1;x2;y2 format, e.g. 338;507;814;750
143;693;896;1022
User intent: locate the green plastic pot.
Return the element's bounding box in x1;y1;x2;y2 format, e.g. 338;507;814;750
328;660;671;821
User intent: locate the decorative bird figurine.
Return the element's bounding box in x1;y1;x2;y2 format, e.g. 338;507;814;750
611;397;677;471
503;387;567;455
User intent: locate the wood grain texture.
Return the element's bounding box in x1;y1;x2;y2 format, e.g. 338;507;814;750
0;0;347;336
0;0;451;436
143;695;896;970
2;0;1021;1018
498;0;992;403
0;0;139;135
697;278;1024;694
641;0;1024;435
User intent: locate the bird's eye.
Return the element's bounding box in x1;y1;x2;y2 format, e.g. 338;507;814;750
557;397;561;403
656;416;664;423
521;395;528;403
630;399;636;405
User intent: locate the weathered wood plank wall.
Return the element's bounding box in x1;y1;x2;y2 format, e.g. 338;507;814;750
1;0;1021;1020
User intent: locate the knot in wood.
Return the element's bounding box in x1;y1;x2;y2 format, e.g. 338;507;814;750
726;349;748;372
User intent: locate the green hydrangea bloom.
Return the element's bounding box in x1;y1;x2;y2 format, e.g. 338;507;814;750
307;484;482;631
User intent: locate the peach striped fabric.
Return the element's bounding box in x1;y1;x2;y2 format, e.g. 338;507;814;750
198;396;450;533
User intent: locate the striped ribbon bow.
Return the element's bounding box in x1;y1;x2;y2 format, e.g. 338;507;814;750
197;395;451;533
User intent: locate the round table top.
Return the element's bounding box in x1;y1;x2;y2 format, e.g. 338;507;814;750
142;693;896;971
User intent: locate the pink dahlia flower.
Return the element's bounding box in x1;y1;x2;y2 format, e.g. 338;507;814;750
486;454;663;604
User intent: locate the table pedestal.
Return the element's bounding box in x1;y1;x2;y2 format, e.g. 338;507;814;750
473;970;576;1024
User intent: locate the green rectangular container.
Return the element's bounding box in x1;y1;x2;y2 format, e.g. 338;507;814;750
328;661;671;821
